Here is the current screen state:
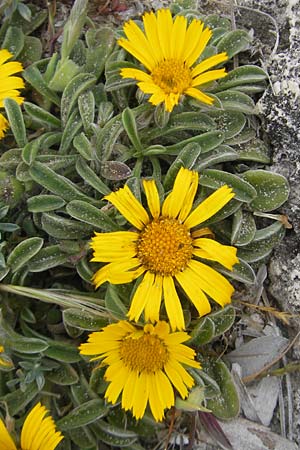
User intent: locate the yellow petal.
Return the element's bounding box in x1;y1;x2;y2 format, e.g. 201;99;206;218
175;267;211;316
184;185;235;229
156;9;173;59
170;14;187;59
148;373;165;421
193;238;238;269
0;113;9;139
105;365;128;403
21;403;63;450
185;25;212;67
0;76;24;93
92;258;143;288
132;372;149;419
188;259;234;307
120;68;152;82
164;359;189;398
0;61;23;79
128;271;156;322
143;179;160;219
0;418;17;450
192;68;227;87
191;53;228;78
122;20;157;69
143;11;162;60
0;49;13;66
181;19;203;66
104;185;149;230
90;231;138;262
122;370;138;411
162;275;185;331
117;37;153;71
185;87;214;104
162;167;198;220
144;274;163;323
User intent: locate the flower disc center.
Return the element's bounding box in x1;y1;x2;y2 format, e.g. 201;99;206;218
136;217;193;275
151;59;192;94
120;334;169;372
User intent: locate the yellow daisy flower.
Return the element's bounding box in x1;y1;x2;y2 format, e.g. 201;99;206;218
0;402;63;450
0;48;24;139
79;320;200;421
117;9;228;112
91;167;238;331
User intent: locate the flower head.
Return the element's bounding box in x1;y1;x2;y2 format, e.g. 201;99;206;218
0;49;24;139
0;402;63;450
79;320;200;421
117;9;228;112
91;167;238;331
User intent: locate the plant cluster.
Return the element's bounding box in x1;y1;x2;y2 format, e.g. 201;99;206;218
0;0;289;449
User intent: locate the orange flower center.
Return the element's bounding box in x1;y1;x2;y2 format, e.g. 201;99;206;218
136;217;193;276
151;59;192;94
120;333;169;373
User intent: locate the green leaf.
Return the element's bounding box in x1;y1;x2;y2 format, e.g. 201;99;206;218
216;65;268;91
7;237;44;272
45;340;81;363
237;222;285;263
76;158;110;195
4;382;39;416
164;131;225;155
242;170;289;212
66;200;119;231
46;363;79;386
122;107;143;152
67;427;96;449
23;65;60;106
225;258;256;284
105;285;127;320
206;110;246;139
217;30;252;58
73;133;93;160
18;36;42;65
215;90;255;114
61;73;96;125
199;169;257;202
85;27;115;78
63;308;108;331
41;212;94;239
231;209;256;246
2;26;24;58
92;420;137;447
200;357;240;419
27;195;66;212
194;145;238;171
142;111;216;141
234;138;271;163
29;161;93;202
57;399;109;430
5;337;48;354
59;109;82;154
164;143;201;190
78;91;95;135
23;101;61;128
27;245;68;272
189;316;215;346
209;305;236;337
4;98;27;147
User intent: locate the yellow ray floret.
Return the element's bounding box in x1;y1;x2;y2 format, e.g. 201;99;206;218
0;403;63;450
0;49;24;139
117;9;228;112
90;167;239;331
79;320;200;421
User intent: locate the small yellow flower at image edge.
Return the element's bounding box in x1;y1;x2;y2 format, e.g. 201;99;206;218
79;320;200;421
117;8;228;112
0;402;63;450
0;49;24;139
91;167;239;331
